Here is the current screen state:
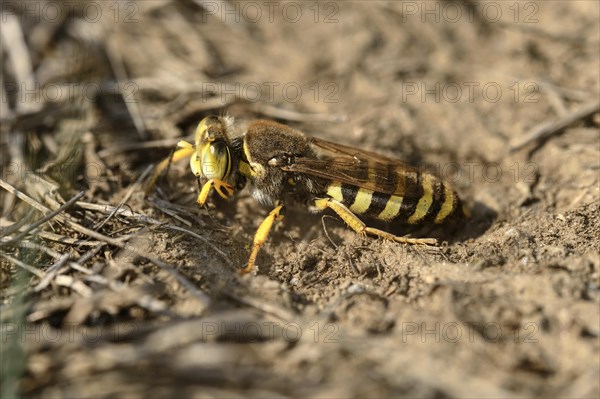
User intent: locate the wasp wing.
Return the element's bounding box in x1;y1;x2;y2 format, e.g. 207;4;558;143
307;137;404;164
281;137;423;196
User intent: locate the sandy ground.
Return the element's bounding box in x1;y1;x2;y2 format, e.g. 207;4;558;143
1;1;599;398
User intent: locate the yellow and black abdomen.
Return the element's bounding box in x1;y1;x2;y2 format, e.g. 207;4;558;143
324;170;465;224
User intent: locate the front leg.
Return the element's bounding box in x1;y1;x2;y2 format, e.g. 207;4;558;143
196;178;235;206
145;141;196;197
240;204;285;274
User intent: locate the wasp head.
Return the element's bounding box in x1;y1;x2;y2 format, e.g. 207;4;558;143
191;116;234;181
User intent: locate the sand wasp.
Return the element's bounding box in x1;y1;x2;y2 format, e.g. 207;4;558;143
146;115;467;274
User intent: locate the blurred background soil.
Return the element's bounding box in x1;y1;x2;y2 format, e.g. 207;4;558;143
1;1;599;398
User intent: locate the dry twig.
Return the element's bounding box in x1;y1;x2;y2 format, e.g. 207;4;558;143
1;191;85;244
0;252;45;278
0;178;211;306
510;100;600;152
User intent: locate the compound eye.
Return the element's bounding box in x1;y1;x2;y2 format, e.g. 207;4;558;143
200;141;231;180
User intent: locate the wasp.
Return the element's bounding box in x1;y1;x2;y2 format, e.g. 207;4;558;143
146;115;467;274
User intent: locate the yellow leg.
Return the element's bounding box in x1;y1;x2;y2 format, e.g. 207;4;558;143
144;141;195;197
196;178;235;206
314;198;437;246
213;179;235;200
241;205;285;274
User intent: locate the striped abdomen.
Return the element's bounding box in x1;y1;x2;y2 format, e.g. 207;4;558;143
324;171;465;224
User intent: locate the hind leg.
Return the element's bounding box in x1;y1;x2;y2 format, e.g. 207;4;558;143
314;198;437;245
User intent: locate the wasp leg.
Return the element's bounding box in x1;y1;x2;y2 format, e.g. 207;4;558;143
145;141;195;197
196;178;235;206
314;198;437;246
241;204;285;274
